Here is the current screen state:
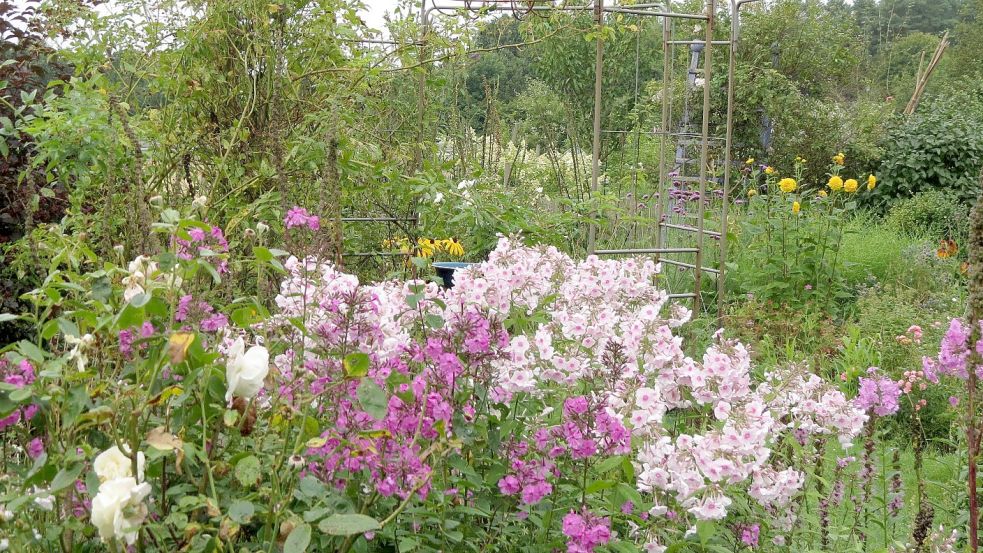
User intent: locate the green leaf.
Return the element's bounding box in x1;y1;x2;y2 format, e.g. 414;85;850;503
253;246;273;262
129;293;151;308
284;522;312;553
697;520;716;545
8;388;32;403
595;455;624;473
49;463;84;492
18;341;44;362
356;379;387;420
318;513;381;536
234;455;261;487
343;352;370;378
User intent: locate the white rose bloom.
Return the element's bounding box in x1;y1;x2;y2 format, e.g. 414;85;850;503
94;446;146;483
0;537;8;550
225;338;270;402
90;477;152;545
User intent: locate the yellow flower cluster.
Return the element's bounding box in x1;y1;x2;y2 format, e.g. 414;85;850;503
764;166;776;175
832;152;845;166
779;178;797;193
825;174;876;194
383;237;465;258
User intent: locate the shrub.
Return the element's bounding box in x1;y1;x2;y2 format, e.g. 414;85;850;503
874;85;983;206
886;190;970;243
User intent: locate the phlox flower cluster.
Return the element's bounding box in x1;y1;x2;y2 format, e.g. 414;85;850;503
855;368;902;417
262;237;870;536
284;206;321;230
0;357;38;431
266;256;510;500
175;294;228;332
562;509;612;553
172;223;229;273
922;318;983;382
759;366;868;447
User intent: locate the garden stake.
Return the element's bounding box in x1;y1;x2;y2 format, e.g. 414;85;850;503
966;179;983;552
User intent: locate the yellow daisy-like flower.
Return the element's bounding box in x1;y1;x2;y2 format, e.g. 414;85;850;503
443;237;464;257
416;237;435;258
867;174;877;190
818;190;828;198
833;152;845;166
792;201;801;214
827;175;843;191
779;178;797;193
745;157;755;165
747;188;758;197
764;166;776;175
844;178;858;193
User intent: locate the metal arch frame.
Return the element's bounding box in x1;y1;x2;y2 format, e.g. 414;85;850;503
348;0;758;320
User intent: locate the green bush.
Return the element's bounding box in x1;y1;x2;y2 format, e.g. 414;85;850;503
874;85;983;206
886;189;970;243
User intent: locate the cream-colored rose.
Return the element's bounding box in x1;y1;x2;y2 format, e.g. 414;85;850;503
94;446;145;483
90;477;151;544
225;338;270;402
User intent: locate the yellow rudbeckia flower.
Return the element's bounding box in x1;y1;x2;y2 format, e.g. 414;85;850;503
833;152;845;165
844;179;858;193
764;166;776;175
779;178;797;193
818;190;828;198
745;157;755;165
867;174;877;190
792;201;801;214
828;175;843;191
747;188;758;197
443;238;464;257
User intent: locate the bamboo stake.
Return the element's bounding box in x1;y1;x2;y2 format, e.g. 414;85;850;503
904;32;948;115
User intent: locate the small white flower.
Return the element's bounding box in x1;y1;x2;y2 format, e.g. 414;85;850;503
191;195;208;209
225;338;270;402
32;488;54;511
122;272;146;302
0;537;8;550
433;192;444;204
0;505;12;521
90;477;152;545
694;77;706;88
94;445;146;483
64;333;95;372
256;222;270;235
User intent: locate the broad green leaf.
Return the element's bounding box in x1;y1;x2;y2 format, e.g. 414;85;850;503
234;455;261;487
356;379;387;420
343;352;370;378
284;523;312;553
318;513;381;536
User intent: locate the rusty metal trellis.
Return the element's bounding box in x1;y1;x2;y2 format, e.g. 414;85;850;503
344;0;757;321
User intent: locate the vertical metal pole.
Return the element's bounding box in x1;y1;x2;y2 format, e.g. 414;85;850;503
694;0;714;314
717;0;737;323
654;10;671;259
587;0;605;254
415;1;429;173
